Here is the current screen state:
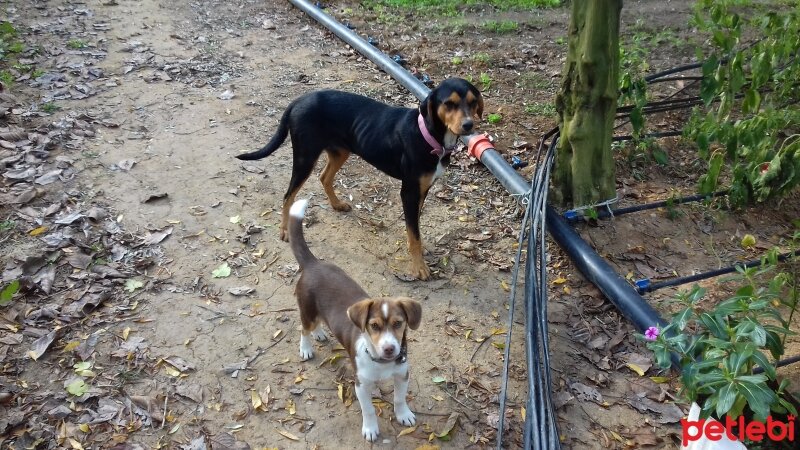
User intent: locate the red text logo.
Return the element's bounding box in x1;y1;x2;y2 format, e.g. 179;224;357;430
681;415;796;446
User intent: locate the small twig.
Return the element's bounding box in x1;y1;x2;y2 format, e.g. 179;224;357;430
442;387;469;409
469;336;491;362
161;393;168;429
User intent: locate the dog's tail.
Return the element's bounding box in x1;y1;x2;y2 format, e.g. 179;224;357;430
288;199;317;268
235;106;292;161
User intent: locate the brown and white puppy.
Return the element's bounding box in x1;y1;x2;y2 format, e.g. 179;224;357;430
288;199;422;442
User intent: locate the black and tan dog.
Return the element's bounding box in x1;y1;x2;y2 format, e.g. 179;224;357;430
236;78;483;280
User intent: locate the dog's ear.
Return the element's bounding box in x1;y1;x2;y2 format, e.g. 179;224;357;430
347;299;374;330
476;93;484;119
396;297;422;330
420;90;436;122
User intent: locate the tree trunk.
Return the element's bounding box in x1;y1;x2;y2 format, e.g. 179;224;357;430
553;0;622;207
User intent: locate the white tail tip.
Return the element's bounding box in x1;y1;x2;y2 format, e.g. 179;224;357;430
289;199;309;219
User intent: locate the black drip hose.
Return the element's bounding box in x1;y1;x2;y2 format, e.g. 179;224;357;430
564;190;729;223
636;249;800;294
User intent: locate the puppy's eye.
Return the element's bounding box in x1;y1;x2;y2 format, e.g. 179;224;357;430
393;321;403;329
444;101;456;110
370;323;381;332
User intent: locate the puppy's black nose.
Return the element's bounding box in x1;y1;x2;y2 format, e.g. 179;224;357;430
383;346;396;357
461;119;474;132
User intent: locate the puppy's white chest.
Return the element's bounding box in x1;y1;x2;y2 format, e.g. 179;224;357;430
354;337;407;382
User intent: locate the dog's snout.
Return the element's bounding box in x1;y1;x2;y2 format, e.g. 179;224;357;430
383;345;397;357
461;119;474;132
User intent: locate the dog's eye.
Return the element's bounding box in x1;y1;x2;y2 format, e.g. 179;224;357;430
370;323;381;332
393;321;403;329
444;101;456;110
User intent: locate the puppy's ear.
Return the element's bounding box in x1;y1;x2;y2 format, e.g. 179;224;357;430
347;299;374;330
475;92;484;119
396;297;422;330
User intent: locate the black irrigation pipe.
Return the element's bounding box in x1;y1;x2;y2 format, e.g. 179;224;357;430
564;190;729;223
635;249;800;294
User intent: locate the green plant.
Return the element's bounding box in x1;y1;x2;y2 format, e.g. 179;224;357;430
618;32;651;141
0;280;20;306
0;21;20;61
31;69;44;79
524;102;557;117
555;36;566;45
487;113;502;124
520;72;552;90
479;72;492;90
66;39;87;49
472;52;492;65
643;256;798;421
0;70;12;86
0;220;15;232
451;56;463;65
685;0;800;206
482;20;519;34
41;102;60;113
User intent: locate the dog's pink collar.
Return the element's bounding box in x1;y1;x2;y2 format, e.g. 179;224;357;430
417;113;446;157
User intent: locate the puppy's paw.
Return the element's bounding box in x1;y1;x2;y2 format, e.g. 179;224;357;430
311;328;328;342
279;227;289;242
361;419;379;442
299;348;314;361
299;335;314;361
394;404;416;426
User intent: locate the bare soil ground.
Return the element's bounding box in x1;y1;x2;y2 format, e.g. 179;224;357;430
1;1;798;449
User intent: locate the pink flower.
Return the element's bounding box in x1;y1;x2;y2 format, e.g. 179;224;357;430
644;326;660;341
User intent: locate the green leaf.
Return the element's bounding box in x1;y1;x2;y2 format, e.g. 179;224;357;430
431;376;446;384
699;151;724;194
673;307;694;331
652;148;668;166
0;280;20;306
743;89;761;115
749;324;767;347
715;382;737;417
737;380;776;421
124;279;144;293
212;262;231;278
698;312;728;340
66;379;88;397
751;350;777;380
764;330;784;359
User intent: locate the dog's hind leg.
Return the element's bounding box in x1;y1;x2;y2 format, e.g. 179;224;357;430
319;149;352;212
299;315;321;360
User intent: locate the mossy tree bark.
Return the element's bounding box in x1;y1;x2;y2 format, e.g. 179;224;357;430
553;0;622;207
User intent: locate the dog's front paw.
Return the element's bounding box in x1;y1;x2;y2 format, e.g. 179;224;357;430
331;200;352;212
279;227;289;242
409;260;432;281
395;404;416;426
361;419;380;442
